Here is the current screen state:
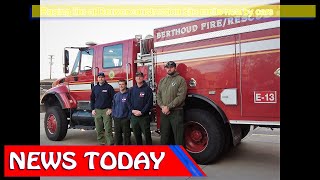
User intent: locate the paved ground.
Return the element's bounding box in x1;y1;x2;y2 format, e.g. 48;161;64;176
40;113;280;180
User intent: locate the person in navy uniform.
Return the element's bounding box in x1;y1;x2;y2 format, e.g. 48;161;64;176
112;79;131;145
128;72;153;145
90;72;115;145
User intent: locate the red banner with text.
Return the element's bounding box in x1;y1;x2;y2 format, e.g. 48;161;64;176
4;145;206;177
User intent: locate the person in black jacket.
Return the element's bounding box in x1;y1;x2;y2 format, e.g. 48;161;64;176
128;72;153;145
90;72;115;145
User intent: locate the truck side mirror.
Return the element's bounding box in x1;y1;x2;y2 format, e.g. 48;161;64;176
64;50;69;73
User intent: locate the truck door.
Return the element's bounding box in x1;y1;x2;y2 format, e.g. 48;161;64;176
96;42;132;91
238;31;280;118
67;48;94;102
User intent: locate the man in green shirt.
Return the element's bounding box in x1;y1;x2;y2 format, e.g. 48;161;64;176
156;61;188;145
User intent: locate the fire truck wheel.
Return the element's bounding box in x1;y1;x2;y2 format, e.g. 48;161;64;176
240;125;251;139
184;109;225;165
44;106;68;141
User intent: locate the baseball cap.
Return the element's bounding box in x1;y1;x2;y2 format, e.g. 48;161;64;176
135;71;144;77
165;61;176;68
97;72;105;77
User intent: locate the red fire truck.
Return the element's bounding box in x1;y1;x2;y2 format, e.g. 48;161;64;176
41;16;280;164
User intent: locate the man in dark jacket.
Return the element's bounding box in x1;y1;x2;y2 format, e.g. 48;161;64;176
157;61;187;145
90;72;115;145
112;79;131;145
128;72;153;145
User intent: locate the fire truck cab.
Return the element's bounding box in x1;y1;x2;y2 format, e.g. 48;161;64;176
41;16;280;165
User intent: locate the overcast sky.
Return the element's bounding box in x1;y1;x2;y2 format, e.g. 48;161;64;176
40;0;279;80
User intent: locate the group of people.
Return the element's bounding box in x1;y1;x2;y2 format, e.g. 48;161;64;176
90;61;187;146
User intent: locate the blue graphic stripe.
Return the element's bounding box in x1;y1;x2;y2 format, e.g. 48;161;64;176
169;145;203;177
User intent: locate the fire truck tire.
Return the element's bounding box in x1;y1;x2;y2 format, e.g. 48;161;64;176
240;125;251;139
44;106;68;141
184;109;225;165
222;125;232;154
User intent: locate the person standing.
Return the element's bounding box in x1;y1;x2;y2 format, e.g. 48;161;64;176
90;72;115;145
157;61;188;145
128;72;153;145
112;80;131;145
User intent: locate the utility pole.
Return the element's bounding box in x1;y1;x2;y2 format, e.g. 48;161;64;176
48;55;54;79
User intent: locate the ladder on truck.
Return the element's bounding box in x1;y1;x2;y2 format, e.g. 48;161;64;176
134;35;157;106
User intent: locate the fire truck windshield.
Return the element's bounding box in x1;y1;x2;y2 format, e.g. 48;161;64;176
70;51;81;76
70;49;94;76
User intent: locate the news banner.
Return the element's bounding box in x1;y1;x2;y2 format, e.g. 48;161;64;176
4;145;206;177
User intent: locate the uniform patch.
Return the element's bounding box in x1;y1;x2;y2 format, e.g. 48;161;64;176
172;82;176;86
139;92;145;97
122;98;127;102
102;90;108;92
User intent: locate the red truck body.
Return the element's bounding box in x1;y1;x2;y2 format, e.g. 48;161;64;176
154;17;280;125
